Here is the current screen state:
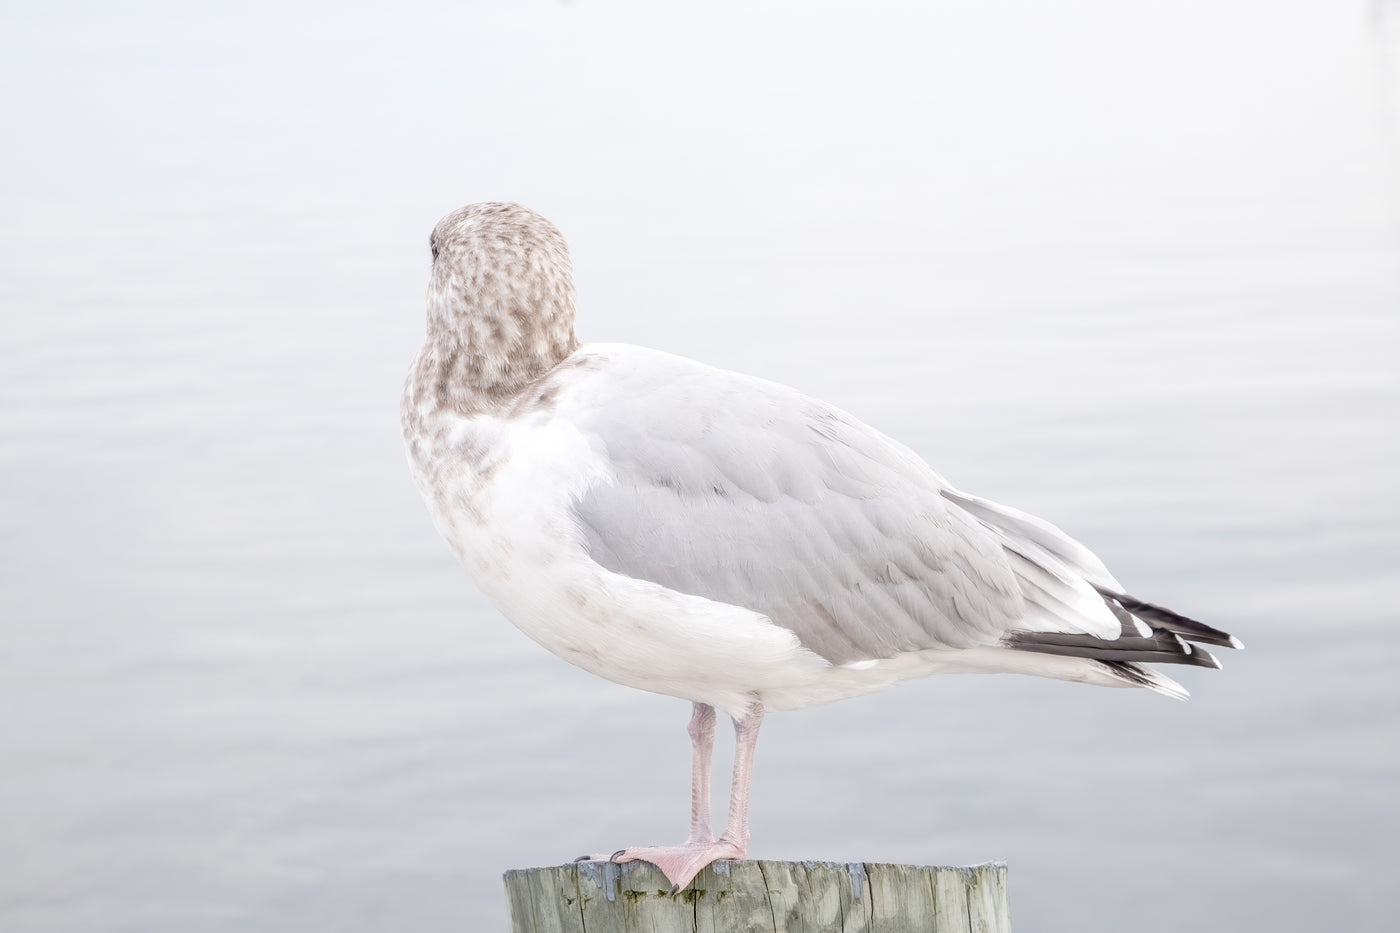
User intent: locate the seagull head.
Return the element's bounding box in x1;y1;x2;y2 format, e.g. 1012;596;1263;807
425;202;579;398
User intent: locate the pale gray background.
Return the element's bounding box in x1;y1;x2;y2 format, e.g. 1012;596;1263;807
2;1;1397;931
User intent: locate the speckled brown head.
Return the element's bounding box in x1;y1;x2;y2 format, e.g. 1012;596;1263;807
422;202;580;407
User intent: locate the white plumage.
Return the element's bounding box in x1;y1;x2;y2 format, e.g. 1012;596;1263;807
401;202;1241;891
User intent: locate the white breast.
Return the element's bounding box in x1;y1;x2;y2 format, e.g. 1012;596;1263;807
407;407;840;717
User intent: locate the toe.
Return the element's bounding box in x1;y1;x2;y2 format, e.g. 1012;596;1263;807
607;841;745;892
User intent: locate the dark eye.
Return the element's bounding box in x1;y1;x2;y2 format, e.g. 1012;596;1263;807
429;236;439;261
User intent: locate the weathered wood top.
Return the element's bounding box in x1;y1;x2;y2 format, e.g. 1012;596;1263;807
504;859;1010;933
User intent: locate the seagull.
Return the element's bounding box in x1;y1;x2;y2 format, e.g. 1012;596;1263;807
400;202;1242;893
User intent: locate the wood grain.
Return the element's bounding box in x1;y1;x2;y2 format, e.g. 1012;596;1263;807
504;860;1010;933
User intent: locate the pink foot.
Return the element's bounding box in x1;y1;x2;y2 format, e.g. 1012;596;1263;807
611;838;746;892
575;702;764;894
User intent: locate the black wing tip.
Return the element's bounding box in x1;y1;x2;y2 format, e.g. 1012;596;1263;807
1094;587;1242;651
1006;631;1222;670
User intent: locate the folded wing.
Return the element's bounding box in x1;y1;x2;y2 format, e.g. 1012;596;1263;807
562;348;1239;681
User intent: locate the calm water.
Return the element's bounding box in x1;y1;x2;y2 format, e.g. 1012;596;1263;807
2;1;1397;931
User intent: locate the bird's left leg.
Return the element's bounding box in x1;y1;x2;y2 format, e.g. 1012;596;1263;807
685;702;717;845
611;701;765;892
713;700;762;857
575;702;714;860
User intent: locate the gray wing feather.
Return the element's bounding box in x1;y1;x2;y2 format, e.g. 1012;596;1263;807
565;355;1030;664
556;347;1240;676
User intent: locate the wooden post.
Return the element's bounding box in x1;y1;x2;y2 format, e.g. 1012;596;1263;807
503;859;1010;933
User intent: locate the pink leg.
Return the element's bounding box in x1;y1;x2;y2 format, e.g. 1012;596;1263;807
717;701;763;851
612;702;765;892
686;703;716;845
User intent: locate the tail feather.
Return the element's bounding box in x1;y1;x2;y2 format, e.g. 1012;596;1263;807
943;484;1242;695
1005;588;1240;695
1100;660;1190;700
